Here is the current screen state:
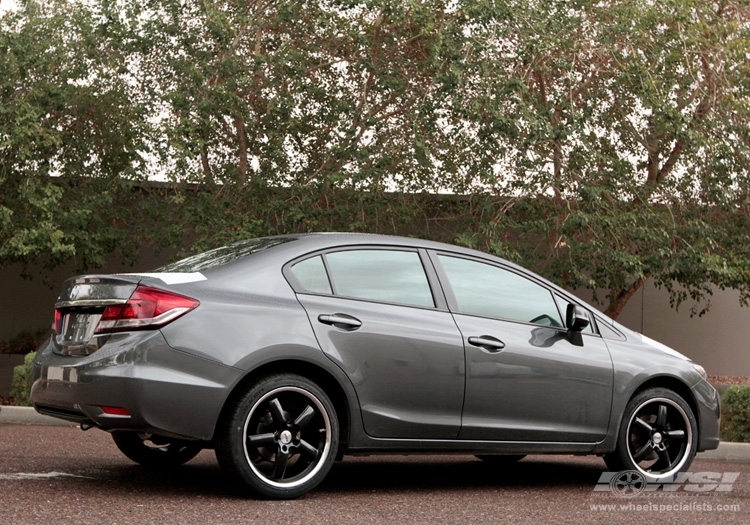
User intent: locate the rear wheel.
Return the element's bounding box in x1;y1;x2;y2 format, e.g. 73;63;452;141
216;374;339;499
604;388;697;481
112;432;202;468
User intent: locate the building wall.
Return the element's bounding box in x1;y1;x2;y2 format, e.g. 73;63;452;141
612;281;750;376
2;257;748;375
0;250;174;344
0;264;66;339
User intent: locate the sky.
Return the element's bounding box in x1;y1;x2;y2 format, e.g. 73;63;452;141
0;0;16;13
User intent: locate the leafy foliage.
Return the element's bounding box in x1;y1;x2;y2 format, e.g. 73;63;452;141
0;0;155;272
452;0;750;316
721;385;750;443
10;351;36;406
0;329;48;355
2;0;750;318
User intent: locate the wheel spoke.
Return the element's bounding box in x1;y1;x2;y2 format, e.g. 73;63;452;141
619;394;695;480
272;451;290;479
632;441;653;462
236;380;337;496
298;439;319;458
247;432;276;447
655;446;672;471
656;404;668;429
634;417;653;433
268;398;287;426
294;405;316;429
664;429;685;441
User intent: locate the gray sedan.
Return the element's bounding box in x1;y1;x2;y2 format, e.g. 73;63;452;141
31;233;720;498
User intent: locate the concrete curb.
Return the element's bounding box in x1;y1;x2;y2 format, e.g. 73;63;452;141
1;406;750;461
697;442;750;462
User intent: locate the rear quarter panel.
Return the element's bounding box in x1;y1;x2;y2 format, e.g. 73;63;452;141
156;259;365;444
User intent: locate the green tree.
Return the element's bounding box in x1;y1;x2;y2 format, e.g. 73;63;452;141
3;0;750;321
0;0;155;273
452;0;750;318
130;0;473;249
139;0;463;189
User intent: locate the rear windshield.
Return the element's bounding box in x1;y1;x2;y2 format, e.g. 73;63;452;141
156;237;297;273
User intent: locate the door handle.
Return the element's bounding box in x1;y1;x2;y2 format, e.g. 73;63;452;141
318;313;362;330
468;336;506;353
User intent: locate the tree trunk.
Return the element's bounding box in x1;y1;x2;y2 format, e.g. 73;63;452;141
234;113;248;185
200;142;214;186
604;274;651;320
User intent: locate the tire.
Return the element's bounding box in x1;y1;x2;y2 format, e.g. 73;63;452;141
604;388;697;481
215;374;339;499
112;432;202;468
475;455;526;464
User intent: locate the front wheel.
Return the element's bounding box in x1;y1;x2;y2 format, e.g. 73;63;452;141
216;374;339;499
604;388;697;481
112;432;202;468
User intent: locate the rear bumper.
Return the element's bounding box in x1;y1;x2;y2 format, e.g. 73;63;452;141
30;331;243;441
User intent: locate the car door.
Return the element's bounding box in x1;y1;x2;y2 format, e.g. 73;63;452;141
431;252;614;443
286;248;466;440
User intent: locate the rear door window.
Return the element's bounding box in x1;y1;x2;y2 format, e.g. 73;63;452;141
290;249;435;308
325;250;434;308
290;256;332;294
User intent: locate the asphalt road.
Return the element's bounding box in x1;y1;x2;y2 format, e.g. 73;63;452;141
1;424;748;525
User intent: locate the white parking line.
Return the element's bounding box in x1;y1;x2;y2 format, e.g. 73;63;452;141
0;471;94;480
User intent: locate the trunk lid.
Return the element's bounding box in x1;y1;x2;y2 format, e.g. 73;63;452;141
53;275;141;356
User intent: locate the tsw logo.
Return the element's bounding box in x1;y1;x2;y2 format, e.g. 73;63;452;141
594;471;740;498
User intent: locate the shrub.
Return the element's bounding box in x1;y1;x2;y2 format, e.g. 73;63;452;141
10;351;37;406
0;329;49;354
721;385;750;442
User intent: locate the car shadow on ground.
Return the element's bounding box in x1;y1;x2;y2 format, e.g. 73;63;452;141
71;454;607;499
320;455;606;493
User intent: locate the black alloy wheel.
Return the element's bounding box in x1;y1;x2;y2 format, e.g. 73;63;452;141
216;374;339;499
604;388;697;481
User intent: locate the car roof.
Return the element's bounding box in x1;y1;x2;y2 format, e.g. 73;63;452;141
155;231;625;335
256;232;535;279
269;232;484;257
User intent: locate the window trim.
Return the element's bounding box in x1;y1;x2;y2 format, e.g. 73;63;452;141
282;245;448;311
594;315;626;341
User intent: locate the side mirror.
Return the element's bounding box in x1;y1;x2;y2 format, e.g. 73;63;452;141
566;304;590;333
565;304;590;346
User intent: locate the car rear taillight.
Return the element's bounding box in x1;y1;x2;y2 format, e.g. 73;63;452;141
53;309;63;334
94;285;199;334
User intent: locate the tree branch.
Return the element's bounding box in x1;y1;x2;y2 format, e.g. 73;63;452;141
605;273;651;320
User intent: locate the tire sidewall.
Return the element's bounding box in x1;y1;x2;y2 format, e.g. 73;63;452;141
226;374;339;499
615;388;698;482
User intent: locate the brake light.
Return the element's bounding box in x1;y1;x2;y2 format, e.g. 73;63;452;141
94;285;199;333
53;309;63;334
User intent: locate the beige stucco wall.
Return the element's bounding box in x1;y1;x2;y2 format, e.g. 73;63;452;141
0;264;70;340
611;281;750;376
2;259;748;375
0;250;174;344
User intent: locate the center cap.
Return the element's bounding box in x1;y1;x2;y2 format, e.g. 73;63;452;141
652;432;663;445
279;430;293;445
